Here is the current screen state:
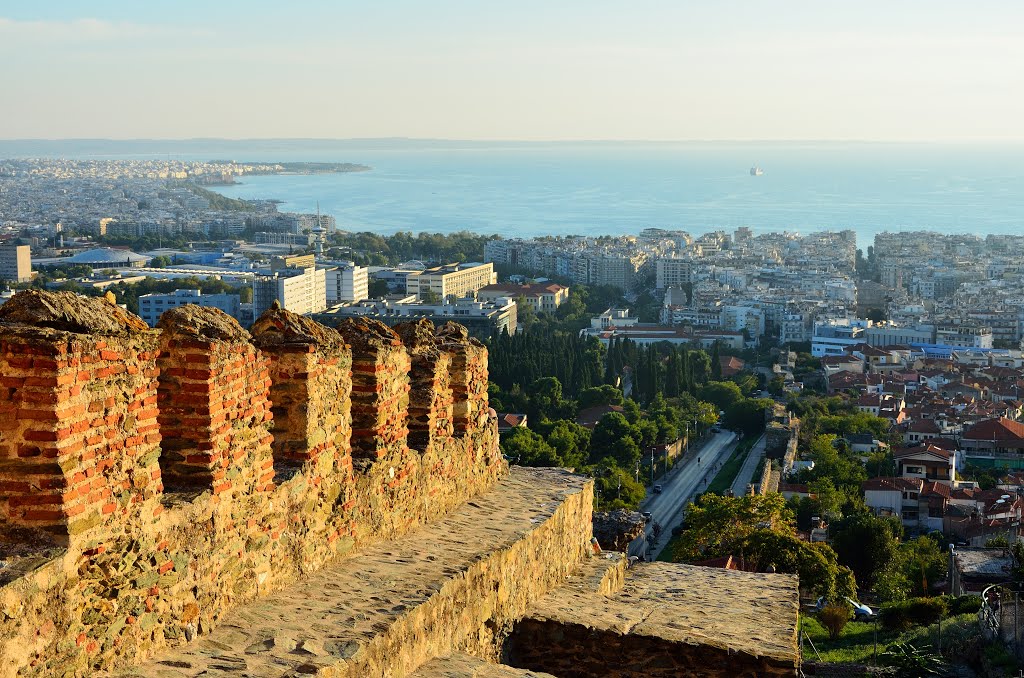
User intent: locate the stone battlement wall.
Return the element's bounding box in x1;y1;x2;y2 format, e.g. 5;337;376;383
0;291;505;677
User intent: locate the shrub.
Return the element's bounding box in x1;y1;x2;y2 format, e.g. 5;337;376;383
879;597;948;631
880;641;945;675
942;594;983;617
819;603;852;640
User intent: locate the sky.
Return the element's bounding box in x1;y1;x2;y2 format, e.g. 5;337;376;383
1;1;1022;141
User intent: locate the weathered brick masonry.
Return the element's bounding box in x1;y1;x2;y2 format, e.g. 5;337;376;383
0;291;505;677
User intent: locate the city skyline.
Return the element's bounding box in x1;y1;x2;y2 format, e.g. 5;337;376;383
2;1;1023;141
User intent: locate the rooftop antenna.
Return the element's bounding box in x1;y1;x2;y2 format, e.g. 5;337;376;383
313;201;326;257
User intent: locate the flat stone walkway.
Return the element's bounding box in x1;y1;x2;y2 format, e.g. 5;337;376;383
513;561;799;669
122;467;589;678
411;654;557;678
730;434;767;496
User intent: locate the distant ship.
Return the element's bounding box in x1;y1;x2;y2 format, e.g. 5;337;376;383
750;166;764;176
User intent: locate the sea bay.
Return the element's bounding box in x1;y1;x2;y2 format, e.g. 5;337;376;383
204;141;1024;248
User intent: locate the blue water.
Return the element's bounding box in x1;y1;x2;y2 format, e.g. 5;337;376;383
204;142;1024;248
5;139;1023;248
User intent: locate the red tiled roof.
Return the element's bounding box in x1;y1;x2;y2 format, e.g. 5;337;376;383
962;417;1024;442
497;413;527;429
907;420;942;433
894;444;952;460
923;481;950;497
576;405;625;429
822;355;862;366
479;283;567;297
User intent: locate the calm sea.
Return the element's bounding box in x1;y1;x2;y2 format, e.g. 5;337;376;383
5;139;1024;248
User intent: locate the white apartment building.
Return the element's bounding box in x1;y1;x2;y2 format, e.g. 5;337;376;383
864;323;934;348
138;289;242;327
314;296;517;338
325;264;369;304
811;318;870;356
655;257;694;290
720;305;766;338
0;245;32;282
780;313;813;345
406;262;497;300
254;267;327;318
935;324;993;349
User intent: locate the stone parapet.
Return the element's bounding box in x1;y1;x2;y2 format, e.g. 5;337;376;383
0;291;503;677
156;306;274;496
251;305;352;468
0;291;162;543
337;317;411;466
436;322;489;435
396;319;454;452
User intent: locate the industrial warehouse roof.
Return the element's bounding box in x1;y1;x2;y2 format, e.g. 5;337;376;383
63;248;151;265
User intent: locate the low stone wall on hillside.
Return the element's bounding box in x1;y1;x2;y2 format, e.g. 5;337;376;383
0;291;505;677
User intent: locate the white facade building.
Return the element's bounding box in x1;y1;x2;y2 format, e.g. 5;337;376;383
253;267;327;318
811;318;870;356
137;289;242;327
325;264;369;304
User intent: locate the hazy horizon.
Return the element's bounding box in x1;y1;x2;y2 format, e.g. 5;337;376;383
3;2;1023;141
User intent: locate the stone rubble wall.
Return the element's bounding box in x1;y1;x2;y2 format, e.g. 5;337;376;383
0;291;506;677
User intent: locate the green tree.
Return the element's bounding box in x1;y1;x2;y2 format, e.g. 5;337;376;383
673;493;854;598
698;381;744;412
819;603;853;640
723;397;772;436
897;535;946;597
744;530;855;599
590;412;641;468
673;493;791;562
368;279;390;297
831;513;902;588
499;427;558;466
545;420;591;469
514;295;537;331
711;341;722;380
579;385;624;408
807;478;845;521
593;462;646;510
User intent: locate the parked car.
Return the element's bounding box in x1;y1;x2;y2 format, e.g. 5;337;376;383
641;511;653;522
814;597;874;621
653;484;663;494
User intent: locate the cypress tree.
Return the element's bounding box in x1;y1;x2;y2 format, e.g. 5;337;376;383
711;341;722;380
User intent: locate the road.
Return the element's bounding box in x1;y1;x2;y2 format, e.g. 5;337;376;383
640;430;737;559
730;434;766;496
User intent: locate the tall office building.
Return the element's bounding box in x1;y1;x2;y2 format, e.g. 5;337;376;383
0;246;32;283
253;267;327;319
405;262;496;300
325;264;369;304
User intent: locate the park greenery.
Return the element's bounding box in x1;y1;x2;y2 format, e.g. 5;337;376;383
486;286;784;512
327;230;496;266
671;492;857;599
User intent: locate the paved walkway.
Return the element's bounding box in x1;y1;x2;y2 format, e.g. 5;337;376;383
730;434;767;497
122;468;589;678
